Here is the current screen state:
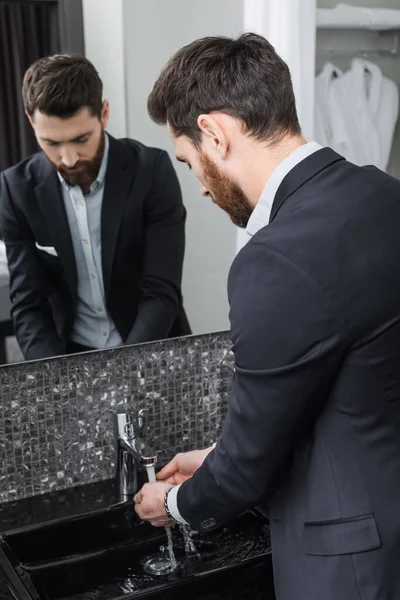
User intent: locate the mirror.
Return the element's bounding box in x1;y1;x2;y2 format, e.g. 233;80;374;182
0;0;243;365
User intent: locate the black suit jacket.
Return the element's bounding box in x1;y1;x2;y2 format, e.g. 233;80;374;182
177;149;400;600
0;135;190;360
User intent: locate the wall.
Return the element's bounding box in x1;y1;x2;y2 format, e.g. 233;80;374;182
316;0;400;179
122;0;243;335
0;332;233;504
237;0;317;252
82;0;127;138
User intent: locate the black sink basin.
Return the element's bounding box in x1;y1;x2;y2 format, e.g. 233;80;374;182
0;500;273;600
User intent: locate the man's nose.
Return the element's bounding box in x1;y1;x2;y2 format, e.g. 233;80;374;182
200;185;210;197
61;147;79;168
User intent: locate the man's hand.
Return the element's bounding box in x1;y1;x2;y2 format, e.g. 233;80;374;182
134;482;174;527
156;447;214;484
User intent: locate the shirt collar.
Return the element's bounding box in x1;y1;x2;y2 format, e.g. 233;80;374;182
57;131;110;192
246;141;323;237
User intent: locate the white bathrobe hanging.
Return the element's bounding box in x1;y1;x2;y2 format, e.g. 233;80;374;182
314;62;343;147
367;61;399;170
328;58;398;171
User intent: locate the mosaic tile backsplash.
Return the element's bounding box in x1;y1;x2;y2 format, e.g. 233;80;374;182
0;331;234;504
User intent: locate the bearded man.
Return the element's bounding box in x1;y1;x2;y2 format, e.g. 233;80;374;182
0;54;190;360
134;33;400;600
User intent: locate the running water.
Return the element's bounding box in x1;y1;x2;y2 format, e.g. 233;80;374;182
143;527;178;576
180;524;198;555
165;527;178;568
143;465;178;575
145;465;156;483
142;465;200;576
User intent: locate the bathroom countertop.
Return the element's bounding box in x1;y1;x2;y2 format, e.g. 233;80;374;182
0;478;122;533
0;479;274;600
0;479;123;600
0;571;272;600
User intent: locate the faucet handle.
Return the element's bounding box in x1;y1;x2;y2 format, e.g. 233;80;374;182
115;412;135;438
137;408;148;434
124;420;135;440
115;409;149;439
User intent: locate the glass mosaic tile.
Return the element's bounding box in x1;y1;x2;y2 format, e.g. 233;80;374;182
0;332;234;503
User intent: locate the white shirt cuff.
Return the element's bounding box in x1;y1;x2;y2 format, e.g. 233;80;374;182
167;484;189;525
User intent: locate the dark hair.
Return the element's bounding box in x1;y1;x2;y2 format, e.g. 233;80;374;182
23;54;103;119
148;33;301;146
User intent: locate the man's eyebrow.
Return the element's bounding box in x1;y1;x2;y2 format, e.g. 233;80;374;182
40;131;93;144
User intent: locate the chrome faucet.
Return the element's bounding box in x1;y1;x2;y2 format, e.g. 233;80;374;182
114;410;158;498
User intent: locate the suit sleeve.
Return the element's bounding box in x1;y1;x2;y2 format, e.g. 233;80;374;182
0;173;65;360
176;240;348;532
125;150;186;344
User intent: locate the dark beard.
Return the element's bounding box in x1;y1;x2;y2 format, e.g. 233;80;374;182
200;151;253;228
51;131;105;190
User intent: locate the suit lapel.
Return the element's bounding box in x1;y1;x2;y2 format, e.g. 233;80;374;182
269;148;345;223
34;154;77;293
101;136;139;299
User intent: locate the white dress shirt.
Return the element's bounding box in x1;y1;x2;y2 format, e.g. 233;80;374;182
59;133;123;349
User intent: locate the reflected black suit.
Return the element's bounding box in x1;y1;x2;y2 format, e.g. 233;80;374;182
0;136;190;360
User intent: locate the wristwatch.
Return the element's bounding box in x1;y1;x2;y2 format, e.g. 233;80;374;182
163;486;180;524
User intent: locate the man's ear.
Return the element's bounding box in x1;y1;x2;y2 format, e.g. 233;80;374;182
197;113;229;160
26;111;34;128
101;100;110;128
